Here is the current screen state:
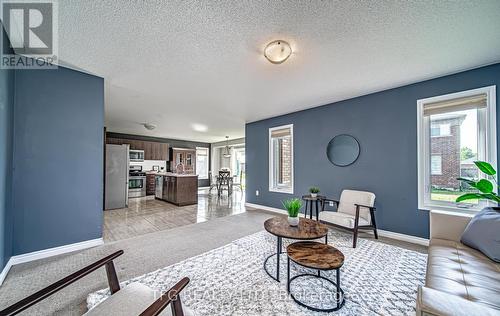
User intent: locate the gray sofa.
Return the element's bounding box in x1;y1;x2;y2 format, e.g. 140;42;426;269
416;210;500;316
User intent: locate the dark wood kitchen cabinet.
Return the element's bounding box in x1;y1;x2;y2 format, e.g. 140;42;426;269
143;142;152;160
150;142;169;160
170;148;196;174
126;139;139;150
161;174;197;206
159;143;169;161
106;137;169;161
146;174;156;196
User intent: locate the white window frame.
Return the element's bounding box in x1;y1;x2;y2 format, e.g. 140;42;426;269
195;147;209;180
269;124;294;194
417;85;497;212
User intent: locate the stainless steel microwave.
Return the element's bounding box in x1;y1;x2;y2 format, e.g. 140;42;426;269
129;149;144;162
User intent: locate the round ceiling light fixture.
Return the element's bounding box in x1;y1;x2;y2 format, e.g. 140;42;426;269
143;123;157;130
264;40;292;64
191;123;208;132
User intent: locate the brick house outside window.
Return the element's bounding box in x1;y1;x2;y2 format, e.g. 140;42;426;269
430;114;466;191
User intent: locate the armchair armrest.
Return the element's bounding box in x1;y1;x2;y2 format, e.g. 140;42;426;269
430;210;473;242
354;203;376;211
416;286;498;316
0;250;124;316
139;277;190;316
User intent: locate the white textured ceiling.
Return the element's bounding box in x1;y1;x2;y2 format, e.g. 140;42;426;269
55;0;500;142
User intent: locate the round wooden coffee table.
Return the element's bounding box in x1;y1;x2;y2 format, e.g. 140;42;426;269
287;241;345;312
264;217;328;282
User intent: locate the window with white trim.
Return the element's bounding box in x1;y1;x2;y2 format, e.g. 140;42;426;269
195;147;209;179
269;124;293;194
417;86;497;211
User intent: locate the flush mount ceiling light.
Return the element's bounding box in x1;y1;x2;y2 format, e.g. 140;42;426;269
143;123;156;130
264;40;292;64
191;123;208;132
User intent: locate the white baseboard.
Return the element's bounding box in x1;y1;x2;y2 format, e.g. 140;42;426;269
246;202;288;215
0;237;103;286
245;202;429;246
0;258;13;286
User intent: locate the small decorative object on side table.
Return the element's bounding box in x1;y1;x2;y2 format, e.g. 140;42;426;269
302;194;326;221
282;198;302;226
309;186;320;198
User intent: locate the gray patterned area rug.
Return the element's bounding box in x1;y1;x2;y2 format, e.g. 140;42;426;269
87;230;427;315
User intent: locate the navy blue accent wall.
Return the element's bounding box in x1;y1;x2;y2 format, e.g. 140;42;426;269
246;63;500;239
12;66;104;254
0;25;15;270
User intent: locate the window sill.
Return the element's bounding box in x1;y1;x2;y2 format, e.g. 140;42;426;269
269;188;294;194
419;204;480;215
428;209;476;219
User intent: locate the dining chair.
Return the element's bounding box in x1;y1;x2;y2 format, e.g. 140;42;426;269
208;171;218;193
217;171;232;196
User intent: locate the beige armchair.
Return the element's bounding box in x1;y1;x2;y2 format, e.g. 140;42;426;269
319;189;377;248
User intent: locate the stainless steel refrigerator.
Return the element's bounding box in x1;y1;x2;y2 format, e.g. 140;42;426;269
105;144;129;210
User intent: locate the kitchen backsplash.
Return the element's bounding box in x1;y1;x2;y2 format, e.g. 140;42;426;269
130;160;167;171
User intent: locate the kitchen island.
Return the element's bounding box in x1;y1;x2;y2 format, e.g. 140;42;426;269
153;172;198;206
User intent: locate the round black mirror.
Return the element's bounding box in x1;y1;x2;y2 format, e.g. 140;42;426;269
326;134;360;167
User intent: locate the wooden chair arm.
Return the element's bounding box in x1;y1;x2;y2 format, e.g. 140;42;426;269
0;250;124;316
354;203;376;211
139;277;190;316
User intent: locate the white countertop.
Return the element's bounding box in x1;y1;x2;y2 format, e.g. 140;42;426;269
146;171;198;177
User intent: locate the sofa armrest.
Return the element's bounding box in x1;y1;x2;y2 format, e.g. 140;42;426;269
429;210;473;242
417;286;498;316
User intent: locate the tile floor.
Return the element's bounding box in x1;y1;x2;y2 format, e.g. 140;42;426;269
103;188;246;242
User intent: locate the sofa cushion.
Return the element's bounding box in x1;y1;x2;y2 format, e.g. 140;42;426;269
417;286;499;316
460;207;500;262
85;282;194;316
426;238;500;310
319;211;370;228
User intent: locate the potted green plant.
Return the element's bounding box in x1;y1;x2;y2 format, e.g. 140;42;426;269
282;198;302;226
309;186;320;198
456;161;500;207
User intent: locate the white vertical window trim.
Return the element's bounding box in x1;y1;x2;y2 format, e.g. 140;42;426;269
196;147;209;180
417;85;497;212
269;124;294;194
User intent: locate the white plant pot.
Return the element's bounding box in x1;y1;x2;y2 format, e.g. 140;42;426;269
288;216;299;226
310;193;317;198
